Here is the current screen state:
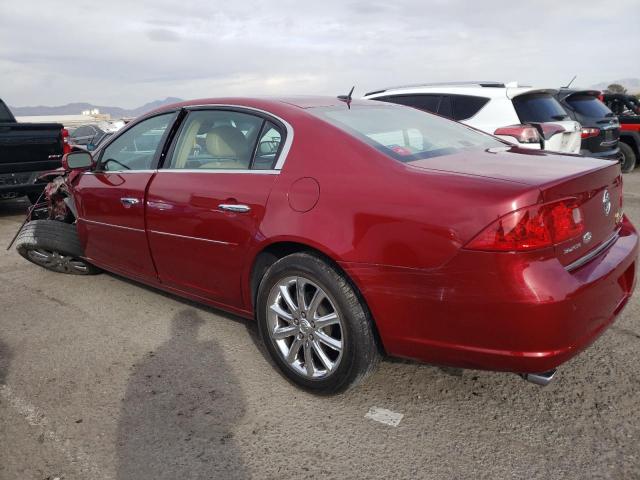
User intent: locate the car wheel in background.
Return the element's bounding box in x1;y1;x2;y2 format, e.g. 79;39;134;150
256;252;380;394
15;220;101;275
619;142;636;173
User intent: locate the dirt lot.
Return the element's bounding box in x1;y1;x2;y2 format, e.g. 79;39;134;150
1;172;639;480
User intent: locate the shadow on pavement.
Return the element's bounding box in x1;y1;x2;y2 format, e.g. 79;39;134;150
115;309;248;480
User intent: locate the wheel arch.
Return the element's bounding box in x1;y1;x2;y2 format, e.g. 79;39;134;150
246;239;386;355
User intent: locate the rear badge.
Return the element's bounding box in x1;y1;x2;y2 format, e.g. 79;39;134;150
602;190;611;216
583;231;592;244
564;231;592;255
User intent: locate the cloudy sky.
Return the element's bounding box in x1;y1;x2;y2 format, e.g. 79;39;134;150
1;0;638;108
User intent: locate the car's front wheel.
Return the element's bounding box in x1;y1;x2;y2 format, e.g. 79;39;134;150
256;252;380;393
16;220;101;275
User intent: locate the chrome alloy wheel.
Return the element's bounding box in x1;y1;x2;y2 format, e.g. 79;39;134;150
266;276;344;379
26;248;89;274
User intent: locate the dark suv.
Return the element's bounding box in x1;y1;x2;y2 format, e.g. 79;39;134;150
554;89;625;168
602;93;640;172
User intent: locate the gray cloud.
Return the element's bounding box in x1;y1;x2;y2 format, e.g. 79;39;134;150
0;0;638;108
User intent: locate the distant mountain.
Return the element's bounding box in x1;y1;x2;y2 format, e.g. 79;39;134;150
590;78;640;93
10;97;184;118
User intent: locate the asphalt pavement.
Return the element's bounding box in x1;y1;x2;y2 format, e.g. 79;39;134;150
1;172;639;480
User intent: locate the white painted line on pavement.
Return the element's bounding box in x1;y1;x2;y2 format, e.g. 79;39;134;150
365;406;404;427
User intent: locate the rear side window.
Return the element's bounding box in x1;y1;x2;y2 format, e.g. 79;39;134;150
451;95;490;120
513;93;568;123
376;95;440;114
567;95;614;118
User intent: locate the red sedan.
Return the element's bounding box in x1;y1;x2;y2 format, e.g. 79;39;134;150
16;96;638;393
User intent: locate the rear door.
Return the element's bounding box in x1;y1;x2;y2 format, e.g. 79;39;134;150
511;91;582;153
145;107;287;307
74;111;178;280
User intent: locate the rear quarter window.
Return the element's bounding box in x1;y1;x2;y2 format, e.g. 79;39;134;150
375;94;441;114
452;95;490;121
512;93;568;123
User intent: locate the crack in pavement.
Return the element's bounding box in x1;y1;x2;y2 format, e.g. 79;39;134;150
611;325;640;340
0;384;108;479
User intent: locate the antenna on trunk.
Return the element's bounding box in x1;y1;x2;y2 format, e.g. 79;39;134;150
337;86;355;108
563;75;577;89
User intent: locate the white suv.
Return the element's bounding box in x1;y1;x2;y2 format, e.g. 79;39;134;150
363;81;582;154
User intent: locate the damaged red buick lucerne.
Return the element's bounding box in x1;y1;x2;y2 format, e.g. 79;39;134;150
13;96;638;393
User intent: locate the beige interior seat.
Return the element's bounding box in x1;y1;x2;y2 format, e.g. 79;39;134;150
201;125;250;169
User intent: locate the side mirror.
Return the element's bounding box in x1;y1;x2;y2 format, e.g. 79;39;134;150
62;151;94;171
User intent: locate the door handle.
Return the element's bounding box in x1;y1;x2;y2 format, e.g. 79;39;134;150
218;203;251;213
120;197;140;208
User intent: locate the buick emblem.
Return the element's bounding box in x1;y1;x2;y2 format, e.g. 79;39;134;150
602;190;611;216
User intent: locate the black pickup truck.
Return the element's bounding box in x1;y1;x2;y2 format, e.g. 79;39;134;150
0;98;69;203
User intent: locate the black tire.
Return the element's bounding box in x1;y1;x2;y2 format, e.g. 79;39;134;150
619;142;636;173
15;220;101;275
256;252;380;394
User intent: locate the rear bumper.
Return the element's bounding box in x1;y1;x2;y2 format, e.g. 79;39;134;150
341;218;638;373
580;147;620;160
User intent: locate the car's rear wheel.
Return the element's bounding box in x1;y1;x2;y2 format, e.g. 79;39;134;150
15;220;101;275
256;252;380;393
619;142;636;173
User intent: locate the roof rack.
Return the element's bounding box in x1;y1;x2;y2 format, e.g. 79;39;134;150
365;81;506;96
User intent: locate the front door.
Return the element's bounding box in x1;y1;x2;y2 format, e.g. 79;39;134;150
145;108;286;307
74;112;178;280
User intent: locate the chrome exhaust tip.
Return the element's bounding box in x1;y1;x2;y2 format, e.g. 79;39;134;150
519;369;556;386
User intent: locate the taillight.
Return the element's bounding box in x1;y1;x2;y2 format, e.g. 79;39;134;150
494;125;541;144
581;127;600;139
62;128;71;154
539;123;566;139
465;199;584;252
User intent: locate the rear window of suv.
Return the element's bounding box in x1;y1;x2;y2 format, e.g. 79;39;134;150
311;104;503;163
0;100;15;123
566;95;613;118
512;93;568;123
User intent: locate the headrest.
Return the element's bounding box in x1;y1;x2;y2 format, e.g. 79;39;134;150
205;125;248;159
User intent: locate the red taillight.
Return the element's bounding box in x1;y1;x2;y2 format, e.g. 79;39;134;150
581;127;600;139
62;128;71;154
494;125;541;144
465;199;584;252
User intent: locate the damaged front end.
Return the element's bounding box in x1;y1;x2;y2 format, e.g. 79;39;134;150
6;169;76;250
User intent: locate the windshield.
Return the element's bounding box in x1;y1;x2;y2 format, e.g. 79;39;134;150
310;104;504;163
513;93;569;122
567;95;613;118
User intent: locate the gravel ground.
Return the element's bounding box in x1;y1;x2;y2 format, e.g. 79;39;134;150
1;171;639;480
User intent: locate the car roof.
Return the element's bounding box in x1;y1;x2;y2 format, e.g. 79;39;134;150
154;96;371;115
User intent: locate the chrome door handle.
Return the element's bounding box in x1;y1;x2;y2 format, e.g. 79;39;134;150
120;197;140;208
218;203;251;213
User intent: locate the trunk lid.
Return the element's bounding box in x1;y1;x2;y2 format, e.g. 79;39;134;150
407;147;623;265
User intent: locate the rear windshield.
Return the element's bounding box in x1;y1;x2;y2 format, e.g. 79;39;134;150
0;100;15;123
512;93;568;123
567;95;613;118
310;104;503;162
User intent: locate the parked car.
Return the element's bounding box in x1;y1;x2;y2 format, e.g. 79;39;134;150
363;81;582;154
554;89;624;167
69;121;124;150
0;97;70;204
14;97;637;393
602;93;640;172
